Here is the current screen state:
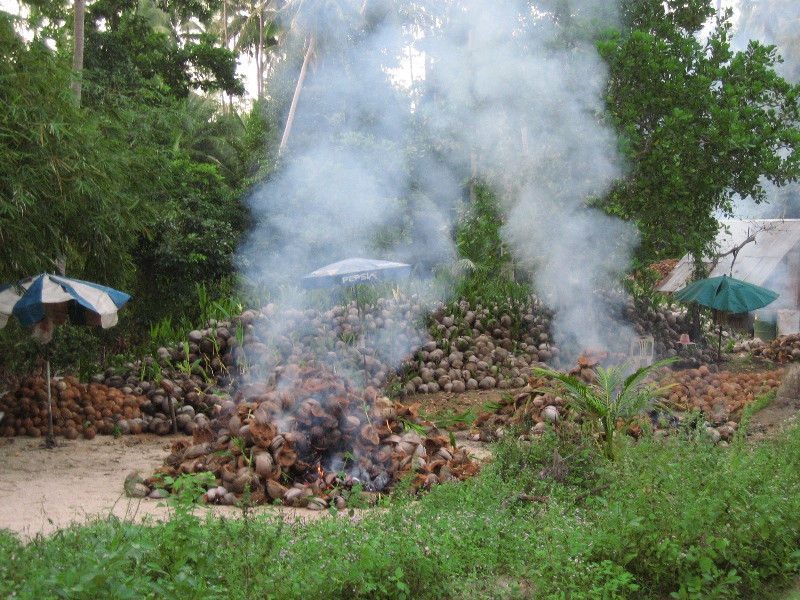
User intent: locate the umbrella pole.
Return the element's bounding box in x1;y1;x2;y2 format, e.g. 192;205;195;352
356;287;369;387
46;359;55;448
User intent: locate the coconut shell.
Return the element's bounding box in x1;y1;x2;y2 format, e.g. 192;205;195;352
183;444;210;460
360;424;380;445
265;479;287;500
276;445;297;468
253;452;276;477
250;421;276;448
230;469;262;494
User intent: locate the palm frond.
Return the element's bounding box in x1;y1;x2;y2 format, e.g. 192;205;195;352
534;358;680;460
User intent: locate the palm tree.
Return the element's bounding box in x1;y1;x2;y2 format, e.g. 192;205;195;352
276;0;369;155
171;93;249;184
534;358;677;461
218;0;285;99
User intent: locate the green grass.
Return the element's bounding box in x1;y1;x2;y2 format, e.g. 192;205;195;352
3;424;800;599
738;389;777;432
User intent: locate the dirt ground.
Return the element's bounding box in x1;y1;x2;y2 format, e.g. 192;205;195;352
0;432;384;541
0;398;494;541
0;377;797;542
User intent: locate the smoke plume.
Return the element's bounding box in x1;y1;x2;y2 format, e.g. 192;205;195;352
240;0;639;359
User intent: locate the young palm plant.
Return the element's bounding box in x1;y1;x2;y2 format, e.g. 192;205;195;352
533;358;678;461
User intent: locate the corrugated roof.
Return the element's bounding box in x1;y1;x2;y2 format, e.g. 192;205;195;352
657;219;800;292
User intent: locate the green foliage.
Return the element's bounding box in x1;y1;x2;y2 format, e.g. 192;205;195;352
534;358;678;460
153;471;216;516
0;12;148;285
0;1;260;334
419;406;477;431
599;0;800;265
79;0;243;100
17;0;256;326
6;422;800;598
595;427;800;598
450;182;517;298
148;315;185;350
239;98;280;186
129;156;245;326
0;317;134;380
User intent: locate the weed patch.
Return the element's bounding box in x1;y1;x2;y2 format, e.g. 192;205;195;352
4;425;800;598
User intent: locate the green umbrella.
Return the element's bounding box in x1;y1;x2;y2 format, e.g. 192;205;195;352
675;275;779;359
674;275;779;313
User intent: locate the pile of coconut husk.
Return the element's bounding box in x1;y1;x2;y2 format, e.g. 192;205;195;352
741;334;800;364
469;356;784;445
0;371;234;439
140;365;482;509
0;375;147;439
469;353;604;442
150;292;700;398
0;291;707;442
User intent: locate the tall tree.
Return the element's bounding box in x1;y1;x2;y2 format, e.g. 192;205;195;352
732;0;800;219
71;0;84;103
599;0;800;267
226;0;284;98
276;0;366;154
79;0;243;101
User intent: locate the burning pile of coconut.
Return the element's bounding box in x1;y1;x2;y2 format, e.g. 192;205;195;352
150;292;698;399
0;292;703;442
141;365;482;509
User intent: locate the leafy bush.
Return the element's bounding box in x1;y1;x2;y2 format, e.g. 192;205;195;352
0;318;133;381
444;181;537;306
588;428;800;598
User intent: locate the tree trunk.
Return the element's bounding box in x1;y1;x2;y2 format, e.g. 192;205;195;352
71;0;85;105
689;254;705;343
258;8;265;97
223;0;233;113
278;35;315;156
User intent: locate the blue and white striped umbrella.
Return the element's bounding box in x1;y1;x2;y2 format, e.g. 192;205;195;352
0;273;130;446
0;273;131;331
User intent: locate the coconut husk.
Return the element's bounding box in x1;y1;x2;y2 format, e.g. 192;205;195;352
360;424;380;445
265;479;287;500
276;445;298;468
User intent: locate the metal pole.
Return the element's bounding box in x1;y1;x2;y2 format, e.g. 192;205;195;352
46;359;55;448
357;287;369;387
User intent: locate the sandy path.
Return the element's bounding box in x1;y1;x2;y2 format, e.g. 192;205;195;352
0;430;491;541
0;433;330;541
0;434;189;540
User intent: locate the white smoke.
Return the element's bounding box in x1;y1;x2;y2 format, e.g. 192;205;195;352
240;0;638;357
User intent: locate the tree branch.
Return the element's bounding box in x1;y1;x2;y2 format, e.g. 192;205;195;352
707;221;776;274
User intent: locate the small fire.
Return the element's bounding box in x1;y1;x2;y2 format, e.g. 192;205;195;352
577;348;607;368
